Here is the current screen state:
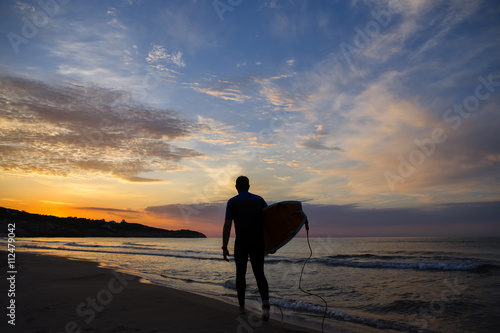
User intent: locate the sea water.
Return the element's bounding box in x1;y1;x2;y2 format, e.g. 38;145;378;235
9;237;500;332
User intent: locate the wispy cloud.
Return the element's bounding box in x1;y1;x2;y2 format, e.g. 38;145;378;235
0;75;202;181
343;0;487;69
75;206;140;213
146;43;186;69
156;3;218;51
298;139;343;152
45;14;135;86
255;73;299;110
267;1;313;40
410;1;482;59
193;116;240;146
298;125;343;152
189;79;251;103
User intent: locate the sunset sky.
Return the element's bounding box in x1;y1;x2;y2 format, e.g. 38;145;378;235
1;0;499;237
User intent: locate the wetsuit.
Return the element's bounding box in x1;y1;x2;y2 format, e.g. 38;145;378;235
225;191;269;308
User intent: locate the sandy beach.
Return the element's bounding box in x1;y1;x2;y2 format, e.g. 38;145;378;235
0;251;381;333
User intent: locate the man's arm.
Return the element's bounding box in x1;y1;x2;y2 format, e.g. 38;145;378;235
222;218;232;261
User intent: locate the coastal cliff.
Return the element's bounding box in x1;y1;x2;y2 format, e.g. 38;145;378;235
0;207;206;238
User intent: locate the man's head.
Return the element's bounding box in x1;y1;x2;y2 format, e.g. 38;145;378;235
235;176;250;193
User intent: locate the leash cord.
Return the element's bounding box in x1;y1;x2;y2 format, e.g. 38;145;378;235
298;219;328;332
272;218;329;333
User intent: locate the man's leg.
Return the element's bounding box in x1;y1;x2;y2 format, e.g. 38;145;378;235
249;247;269;306
234;244;248;311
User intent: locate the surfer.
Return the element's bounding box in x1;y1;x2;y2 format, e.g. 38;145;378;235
222;176;270;321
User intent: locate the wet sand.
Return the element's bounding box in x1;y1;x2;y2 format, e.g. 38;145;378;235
0;251;383;332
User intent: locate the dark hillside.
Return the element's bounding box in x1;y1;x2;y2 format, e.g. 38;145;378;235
0;207;206;238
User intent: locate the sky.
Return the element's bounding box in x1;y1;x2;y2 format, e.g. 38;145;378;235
0;0;499;237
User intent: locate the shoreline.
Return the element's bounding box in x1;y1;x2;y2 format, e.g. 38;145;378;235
0;250;384;333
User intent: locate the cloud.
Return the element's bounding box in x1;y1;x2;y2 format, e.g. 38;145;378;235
39;200;74;206
124;176;165;183
337;72;500;197
342;1;486;68
298;139;343;152
298;124;344;152
303;200;500;236
410;1;482;59
75;206;140;213
145;202;226;234
268;1;313;40
255;74;300;110
0;75;202;181
144;200;500;237
44;11;137;86
156;3;218;52
74;205;143;221
190;80;251;103
146;43;186;69
146;202;224;220
284;39;500;204
264;0;279;9
35;5;181;93
193;116;240;146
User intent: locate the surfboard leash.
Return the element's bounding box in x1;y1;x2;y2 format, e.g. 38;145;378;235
298;218;328;332
271;218;329;332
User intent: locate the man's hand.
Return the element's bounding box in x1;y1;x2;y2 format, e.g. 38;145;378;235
223;248;230;262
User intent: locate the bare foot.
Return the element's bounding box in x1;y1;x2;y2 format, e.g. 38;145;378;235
262;307;270;321
238;306;246;315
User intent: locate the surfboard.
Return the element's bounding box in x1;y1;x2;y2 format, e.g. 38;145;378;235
263;201;307;255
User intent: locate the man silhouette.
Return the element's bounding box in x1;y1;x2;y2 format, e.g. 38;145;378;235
222;176;270;320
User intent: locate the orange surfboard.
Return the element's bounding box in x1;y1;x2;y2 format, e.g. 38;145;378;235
263;201;307;255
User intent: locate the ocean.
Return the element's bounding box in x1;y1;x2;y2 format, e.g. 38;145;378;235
9;237;500;332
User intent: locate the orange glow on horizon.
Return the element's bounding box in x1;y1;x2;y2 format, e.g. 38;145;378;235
0;200;221;237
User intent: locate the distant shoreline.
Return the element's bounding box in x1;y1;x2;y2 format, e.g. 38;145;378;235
0;207;206;238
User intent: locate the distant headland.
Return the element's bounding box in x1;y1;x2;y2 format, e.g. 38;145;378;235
0;207;206;238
